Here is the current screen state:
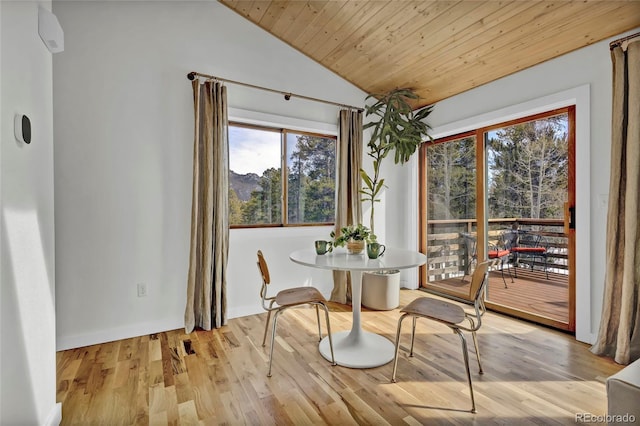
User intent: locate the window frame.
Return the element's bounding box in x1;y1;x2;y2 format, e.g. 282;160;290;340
228;121;337;229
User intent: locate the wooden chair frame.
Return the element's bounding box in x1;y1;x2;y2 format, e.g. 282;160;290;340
391;259;496;413
257;250;336;377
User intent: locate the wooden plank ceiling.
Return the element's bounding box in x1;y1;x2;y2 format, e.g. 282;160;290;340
219;0;640;109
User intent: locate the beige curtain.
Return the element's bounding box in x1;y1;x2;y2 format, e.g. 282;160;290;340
330;109;363;304
185;80;229;333
591;40;640;365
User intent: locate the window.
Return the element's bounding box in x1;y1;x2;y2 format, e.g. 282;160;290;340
228;123;336;227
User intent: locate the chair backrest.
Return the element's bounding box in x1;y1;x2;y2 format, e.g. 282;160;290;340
518;232;542;248
468;259;492;302
503;230;519;250
257;250;271;285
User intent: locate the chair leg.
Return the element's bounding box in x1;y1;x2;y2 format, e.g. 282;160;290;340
544;256;549;279
506;259;514;284
267;310;282;377
471;331;483;374
465;317;483;374
315;305;322;342
391;314;409;383
409;316;418;357
498;258;507;288
461;257;469;282
454;329;477;413
501;257;514;288
461;258;470;282
320;303;337;366
262;310;272;347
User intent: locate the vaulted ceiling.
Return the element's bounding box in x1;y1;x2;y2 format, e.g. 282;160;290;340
219;1;640;109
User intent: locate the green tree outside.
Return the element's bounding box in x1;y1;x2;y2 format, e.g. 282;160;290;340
231;132;336;226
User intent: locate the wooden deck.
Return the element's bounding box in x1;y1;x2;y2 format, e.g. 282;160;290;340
424;266;570;325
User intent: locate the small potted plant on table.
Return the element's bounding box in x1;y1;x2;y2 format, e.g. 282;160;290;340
331;223;371;255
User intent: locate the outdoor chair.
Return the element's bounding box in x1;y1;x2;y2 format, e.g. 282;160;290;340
391;259;496;413
503;231;549;279
460;232;512;288
256;250;336;377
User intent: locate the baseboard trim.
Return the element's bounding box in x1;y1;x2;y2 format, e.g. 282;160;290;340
576;332;597;346
56;307;264;351
44;402;62;426
57;317;183;351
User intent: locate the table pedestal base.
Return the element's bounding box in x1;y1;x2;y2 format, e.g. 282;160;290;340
319;330;395;368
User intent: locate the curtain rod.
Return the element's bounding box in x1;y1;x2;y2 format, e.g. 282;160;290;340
187;71;364;112
610;32;640;50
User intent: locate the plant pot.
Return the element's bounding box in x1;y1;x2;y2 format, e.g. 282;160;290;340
346;240;365;255
362;270;401;310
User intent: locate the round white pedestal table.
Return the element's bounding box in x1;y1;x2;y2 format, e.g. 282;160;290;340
289;248;426;369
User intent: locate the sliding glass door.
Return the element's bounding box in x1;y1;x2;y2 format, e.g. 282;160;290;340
420;107;575;332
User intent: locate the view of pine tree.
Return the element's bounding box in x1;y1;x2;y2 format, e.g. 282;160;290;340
241;167;282;224
488;114;568;219
426;115;567;223
229;188;244;224
229;129;336;226
287;134;335;224
427;137;476;220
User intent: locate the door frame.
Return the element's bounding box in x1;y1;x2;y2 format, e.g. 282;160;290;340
413;86;590;340
482;106;575;331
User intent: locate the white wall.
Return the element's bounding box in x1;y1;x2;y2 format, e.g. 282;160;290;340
1;1;60;424
52;0;630;350
386;28;640;343
53;1;366;350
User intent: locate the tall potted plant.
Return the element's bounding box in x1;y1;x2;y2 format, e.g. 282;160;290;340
361;88;434;309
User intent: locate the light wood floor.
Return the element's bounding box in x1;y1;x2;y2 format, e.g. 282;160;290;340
56;289;621;425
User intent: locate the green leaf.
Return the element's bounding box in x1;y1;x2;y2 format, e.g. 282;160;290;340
360;170;373;189
362;88;435;234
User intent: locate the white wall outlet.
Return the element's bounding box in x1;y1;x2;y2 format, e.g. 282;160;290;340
137;283;147;297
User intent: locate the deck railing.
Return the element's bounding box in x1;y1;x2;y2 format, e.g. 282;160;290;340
426;218;568;282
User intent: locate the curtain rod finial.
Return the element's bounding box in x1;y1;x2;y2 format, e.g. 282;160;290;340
187;72;196;81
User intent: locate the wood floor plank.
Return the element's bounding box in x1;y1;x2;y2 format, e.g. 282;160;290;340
163;385;180;425
148;410;167;426
177;400;199;424
57;289;623;425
